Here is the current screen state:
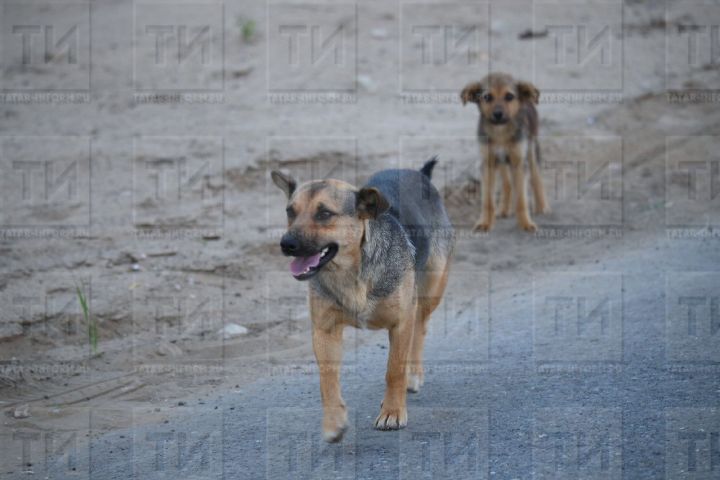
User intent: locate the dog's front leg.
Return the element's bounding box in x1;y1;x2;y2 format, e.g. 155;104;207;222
499;163;513;217
374;303;415;430
311;295;348;442
474;144;497;232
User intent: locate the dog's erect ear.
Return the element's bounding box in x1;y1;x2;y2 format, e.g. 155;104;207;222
271;170;297;199
356;187;390;219
460;82;484;105
516;81;540;105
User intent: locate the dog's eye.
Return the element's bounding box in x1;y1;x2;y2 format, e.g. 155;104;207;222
505;93;515;101
315;209;334;221
483;93;493;102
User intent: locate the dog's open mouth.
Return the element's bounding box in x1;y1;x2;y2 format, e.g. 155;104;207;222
289;244;338;280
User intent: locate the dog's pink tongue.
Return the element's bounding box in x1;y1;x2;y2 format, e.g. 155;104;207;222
290;253;323;276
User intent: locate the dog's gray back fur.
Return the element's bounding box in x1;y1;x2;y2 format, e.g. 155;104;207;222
365;162;454;274
310;160;454;320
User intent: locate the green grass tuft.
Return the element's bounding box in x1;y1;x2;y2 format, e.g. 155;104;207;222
239;18;256;43
75;283;97;354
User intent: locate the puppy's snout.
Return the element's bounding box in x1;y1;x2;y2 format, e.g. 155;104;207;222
492;108;504;121
280;233;300;255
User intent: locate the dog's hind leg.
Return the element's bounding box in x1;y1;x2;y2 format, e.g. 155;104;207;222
408;257;451;393
311;295;349;443
528;139;549;214
499;163;513;218
509;146;537;232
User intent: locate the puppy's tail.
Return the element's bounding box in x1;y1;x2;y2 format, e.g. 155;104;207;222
420;156;438;179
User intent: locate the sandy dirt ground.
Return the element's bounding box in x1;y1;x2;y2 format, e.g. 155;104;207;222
1;0;720;476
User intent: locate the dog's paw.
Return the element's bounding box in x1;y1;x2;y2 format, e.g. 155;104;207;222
520;221;538;233
323;423;348;443
473;221;494;232
406;373;424;393
322;407;349;443
374;405;407;430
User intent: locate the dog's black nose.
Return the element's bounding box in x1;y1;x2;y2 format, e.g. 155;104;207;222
492;110;504;121
280;233;300;255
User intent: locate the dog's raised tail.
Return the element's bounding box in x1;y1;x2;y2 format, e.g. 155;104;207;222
420;156;438;179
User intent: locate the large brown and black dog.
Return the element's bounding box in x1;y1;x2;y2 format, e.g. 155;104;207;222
272;159;454;442
461;72;549;232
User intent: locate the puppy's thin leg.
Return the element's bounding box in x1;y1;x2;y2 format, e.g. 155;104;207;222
529;139;549;214
499;163;513;218
509;147;537;232
311;297;348;442
408;260;450;393
474;145;497;232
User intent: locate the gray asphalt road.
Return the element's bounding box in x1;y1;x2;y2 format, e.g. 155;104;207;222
39;232;715;480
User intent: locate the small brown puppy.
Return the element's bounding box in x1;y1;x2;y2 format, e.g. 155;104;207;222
461;73;549;232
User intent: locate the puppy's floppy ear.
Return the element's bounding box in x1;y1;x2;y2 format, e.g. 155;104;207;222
516;81;540;105
460;82;484;106
356;187;390;219
271;170;297;199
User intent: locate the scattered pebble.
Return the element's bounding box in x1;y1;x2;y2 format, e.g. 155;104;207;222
13;404;30;419
131;263;141;272
357;74;377;93
157;343;183;357
370;28;388;39
518;29;548;40
219;323;249;338
230;66;254;78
